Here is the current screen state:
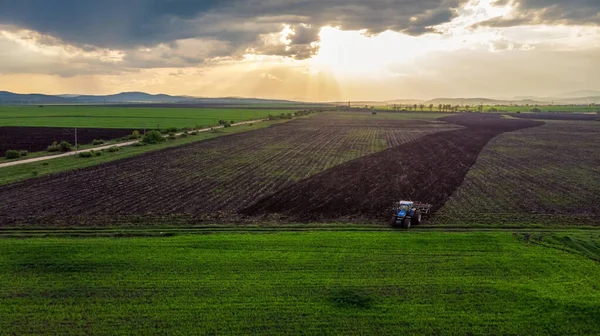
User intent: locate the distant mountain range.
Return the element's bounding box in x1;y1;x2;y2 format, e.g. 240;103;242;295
0;91;304;105
2;90;599;106
384;91;600;106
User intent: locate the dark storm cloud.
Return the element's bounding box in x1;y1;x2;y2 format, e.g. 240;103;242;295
0;0;468;60
484;0;600;26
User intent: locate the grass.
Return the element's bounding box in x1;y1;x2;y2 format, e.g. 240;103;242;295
0;121;278;186
0;106;290;129
0;231;599;334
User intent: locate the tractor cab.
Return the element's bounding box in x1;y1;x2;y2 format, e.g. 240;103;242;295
391;200;432;229
395;201;414;217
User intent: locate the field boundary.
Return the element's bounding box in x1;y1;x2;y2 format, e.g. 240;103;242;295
0;224;599;238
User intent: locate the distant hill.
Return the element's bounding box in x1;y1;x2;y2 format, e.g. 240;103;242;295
0;91;70;104
556;96;600;104
0;91;303;105
425;98;545;105
73;92;187;103
556;90;600;98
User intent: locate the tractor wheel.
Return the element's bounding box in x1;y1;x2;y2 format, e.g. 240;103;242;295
391;216;398;226
403;218;411;229
411;210;422;226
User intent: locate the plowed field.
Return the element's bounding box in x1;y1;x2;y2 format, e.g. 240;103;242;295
0;112;460;226
437;120;600;225
0;126;139;154
244;115;542;221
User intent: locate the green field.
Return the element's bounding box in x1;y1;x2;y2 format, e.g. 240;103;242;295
0;106;291;129
0;230;598;335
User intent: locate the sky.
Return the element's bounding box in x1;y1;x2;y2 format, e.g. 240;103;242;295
0;0;599;101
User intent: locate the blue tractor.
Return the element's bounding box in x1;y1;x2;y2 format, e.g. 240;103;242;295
391;201;431;228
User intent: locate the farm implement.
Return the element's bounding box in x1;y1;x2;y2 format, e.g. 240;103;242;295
391;201;432;229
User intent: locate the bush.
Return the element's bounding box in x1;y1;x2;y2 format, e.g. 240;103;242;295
223;122;232;128
168;135;177;140
20;150;28;157
47;141;60;152
128;131;141;140
5;150;20;159
107;146;120;153
218;119;226;125
59;141;73;153
230;120;235;125
92;139;105;145
79;151;93;158
372;111;377;115
134;142;147;147
189;131;198;136
95;151;102;156
530;108;541;113
142;130;166;144
165;127;178;133
180;132;188;138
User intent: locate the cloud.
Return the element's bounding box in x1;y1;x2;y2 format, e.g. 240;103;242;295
0;0;469;61
483;0;600;27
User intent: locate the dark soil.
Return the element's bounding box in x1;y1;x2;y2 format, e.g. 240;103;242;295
243;114;543;222
0;113;457;227
0;127;139;153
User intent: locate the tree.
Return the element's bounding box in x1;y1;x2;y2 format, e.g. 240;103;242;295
429;104;434;111
59;141;73;153
438;104;443;112
5;150;20;159
419;104;425;111
142;130;166;144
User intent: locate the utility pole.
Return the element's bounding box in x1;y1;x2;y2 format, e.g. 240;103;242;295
75;127;78;153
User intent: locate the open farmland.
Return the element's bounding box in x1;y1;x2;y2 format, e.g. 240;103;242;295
437;120;600;225
245;114;541;221
3;110;600;227
1;231;599;335
0;112;461;226
0;126;140;154
0;106;286;129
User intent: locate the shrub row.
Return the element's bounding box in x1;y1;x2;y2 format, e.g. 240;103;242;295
4;150;28;159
